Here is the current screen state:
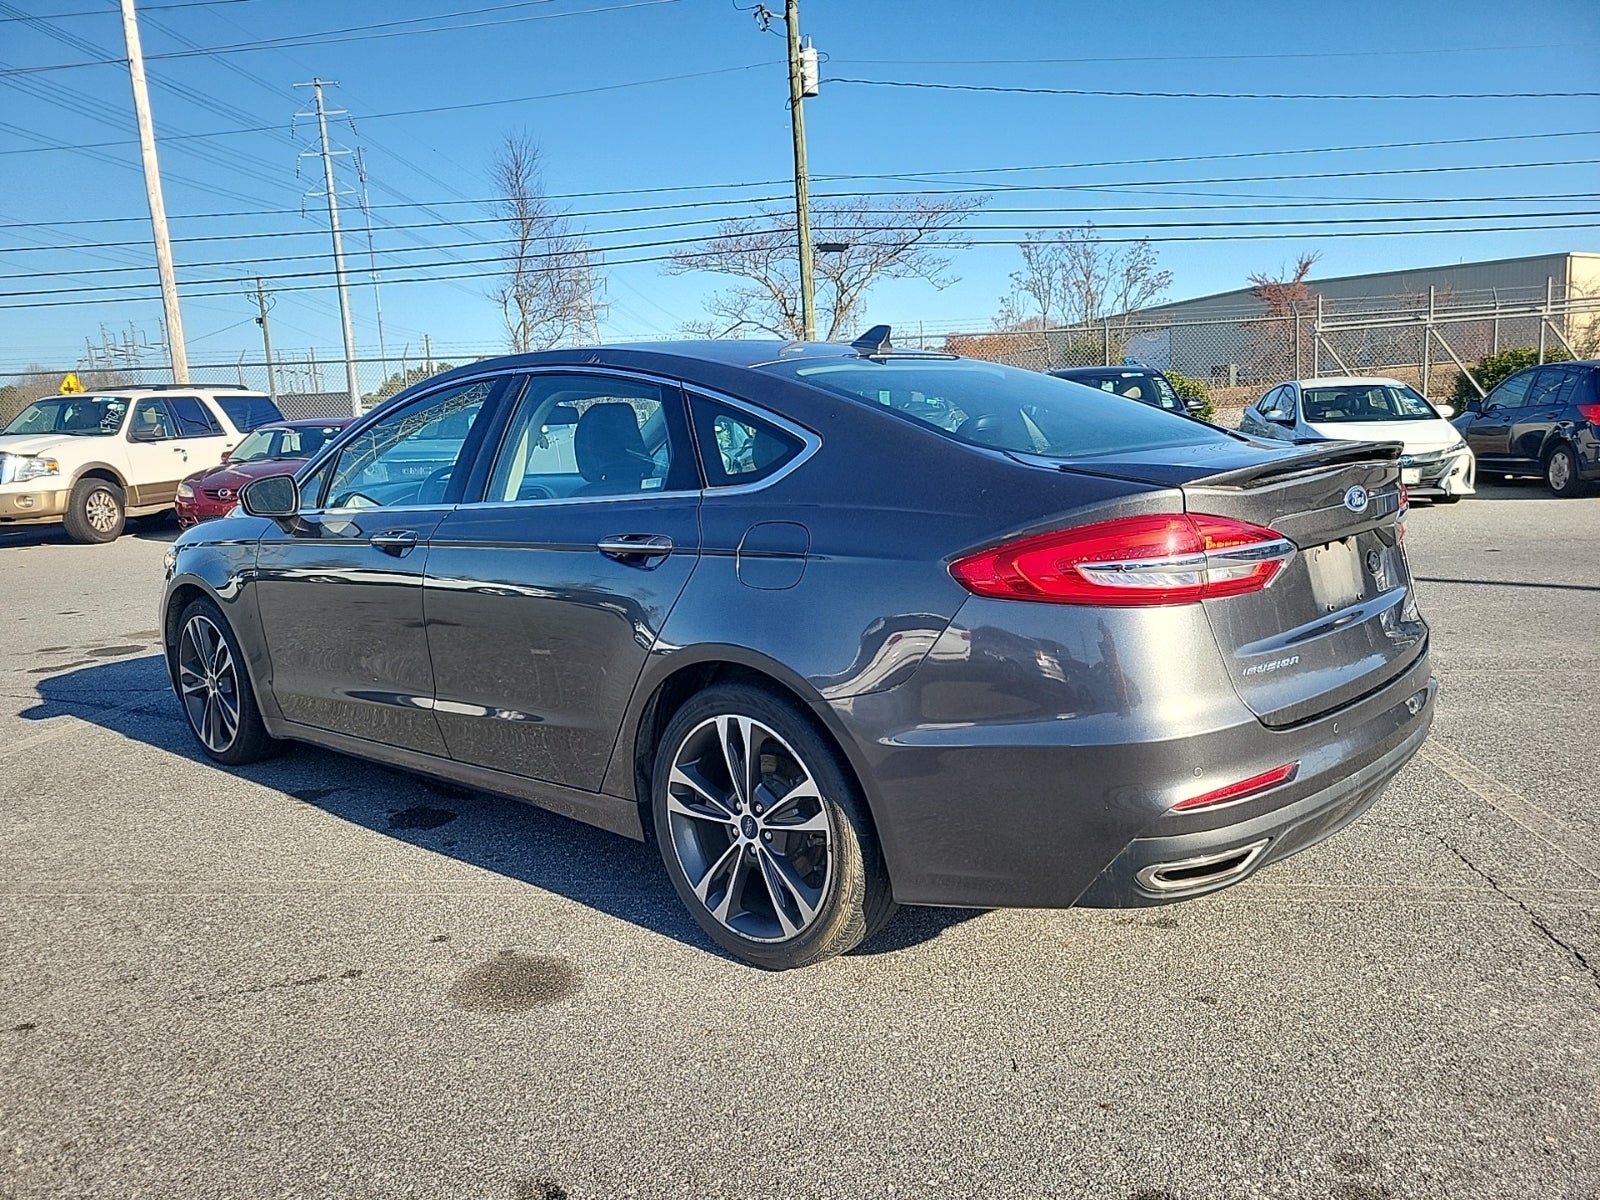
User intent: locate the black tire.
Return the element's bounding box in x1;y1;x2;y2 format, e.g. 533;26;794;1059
650;683;896;969
1545;445;1588;498
174;596;281;765
62;477;125;544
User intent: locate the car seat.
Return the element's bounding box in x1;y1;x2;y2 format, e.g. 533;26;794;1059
573;403;652;495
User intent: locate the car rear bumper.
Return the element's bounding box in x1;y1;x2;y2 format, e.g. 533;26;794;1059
832;607;1435;911
0;487;68;523
1073;679;1433;906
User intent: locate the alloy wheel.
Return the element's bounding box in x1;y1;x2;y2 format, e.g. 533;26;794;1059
177;614;242;753
664;715;834;944
85;488;119;533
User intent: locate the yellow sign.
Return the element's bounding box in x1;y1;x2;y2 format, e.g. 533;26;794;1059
58;372;84;394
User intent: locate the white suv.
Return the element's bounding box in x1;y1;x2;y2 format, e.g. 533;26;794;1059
0;385;284;542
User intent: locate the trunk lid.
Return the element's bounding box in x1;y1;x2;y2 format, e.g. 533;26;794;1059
1050;438;1427;727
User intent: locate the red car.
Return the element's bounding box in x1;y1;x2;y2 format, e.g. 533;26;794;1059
175;417;352;528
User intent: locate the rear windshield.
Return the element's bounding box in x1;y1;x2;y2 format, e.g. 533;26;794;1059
213;394;284;431
1303;383;1437;423
765;357;1227;460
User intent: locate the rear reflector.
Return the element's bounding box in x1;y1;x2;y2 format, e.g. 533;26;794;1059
1173;762;1300;812
950;513;1295;606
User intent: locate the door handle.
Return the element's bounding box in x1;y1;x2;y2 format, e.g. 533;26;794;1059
369;530;419;556
598;533;674;564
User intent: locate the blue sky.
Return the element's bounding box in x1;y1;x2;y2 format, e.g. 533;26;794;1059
2;0;1598;374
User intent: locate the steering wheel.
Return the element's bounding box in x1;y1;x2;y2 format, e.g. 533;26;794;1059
417;465;454;505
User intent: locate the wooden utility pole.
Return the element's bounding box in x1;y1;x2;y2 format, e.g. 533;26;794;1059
785;0;817;341
297;79;362;414
118;0;188;383
252;279;277;396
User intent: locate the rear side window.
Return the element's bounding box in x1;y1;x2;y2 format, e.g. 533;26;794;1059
214;394;284;431
765;357;1228;461
690;397;805;487
166;395;224;437
1526;367;1581;410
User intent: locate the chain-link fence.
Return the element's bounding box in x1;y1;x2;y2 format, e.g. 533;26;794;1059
6;289;1598;430
942;290;1600;420
0;353;488;427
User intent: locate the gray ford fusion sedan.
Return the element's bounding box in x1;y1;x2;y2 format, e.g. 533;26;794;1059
161;330;1434;969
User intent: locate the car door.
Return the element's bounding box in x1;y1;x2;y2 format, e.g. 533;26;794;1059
163;394;233;473
1255;386;1296;440
1513;366;1577;467
423;371;702;790
1464;369;1535;467
121;398;190;505
251;374;510;755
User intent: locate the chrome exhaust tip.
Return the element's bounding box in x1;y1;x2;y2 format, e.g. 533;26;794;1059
1134;837;1271;896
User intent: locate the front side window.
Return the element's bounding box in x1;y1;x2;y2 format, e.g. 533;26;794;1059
485;375;686;502
323;379;495;509
766;357;1228;461
166;396;224;437
1259;387;1292;419
691;397;805;487
1485;370;1535;411
128;400;176;441
2;396;126;436
1301;383;1438;423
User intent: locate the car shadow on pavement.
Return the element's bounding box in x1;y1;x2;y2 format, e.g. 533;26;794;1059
20;654;982;962
0;515;180;550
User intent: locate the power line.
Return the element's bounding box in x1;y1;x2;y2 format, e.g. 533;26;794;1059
0;0;264;21
825;76;1600;101
0;0;684;76
11;219;1600;313
7;215;1599;309
8;194;1599;265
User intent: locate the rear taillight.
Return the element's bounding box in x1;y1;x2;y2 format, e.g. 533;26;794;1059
1172;762;1300;812
1577;402;1600;425
949;513;1295;606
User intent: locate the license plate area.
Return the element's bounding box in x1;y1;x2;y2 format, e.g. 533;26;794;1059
1401;467;1422;484
1307;537;1365;612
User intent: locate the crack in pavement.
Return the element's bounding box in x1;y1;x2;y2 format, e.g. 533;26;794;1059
1435;834;1600;991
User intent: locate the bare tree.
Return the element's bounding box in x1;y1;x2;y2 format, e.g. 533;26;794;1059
1244;253;1319;382
1005;224;1172;329
489;135;602;352
666;194;984;340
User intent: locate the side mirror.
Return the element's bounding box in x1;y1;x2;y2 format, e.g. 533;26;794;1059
1268;411;1293;425
239;473;299;518
1184;398;1207;415
1434;403;1456;419
219;449;232;464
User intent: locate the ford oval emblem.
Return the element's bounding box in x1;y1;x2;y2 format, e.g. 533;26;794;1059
1343;484;1369;514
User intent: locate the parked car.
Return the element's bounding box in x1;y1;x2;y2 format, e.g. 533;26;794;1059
1049;365;1200;415
1451;359;1600;496
176;418;353;528
161;332;1433;969
0;385;284;542
1239;376;1474;503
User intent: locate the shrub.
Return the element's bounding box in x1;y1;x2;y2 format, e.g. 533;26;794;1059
1167;371;1216;422
1453;346;1571;403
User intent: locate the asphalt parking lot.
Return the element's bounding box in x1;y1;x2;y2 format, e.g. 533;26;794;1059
2;486;1598;1200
